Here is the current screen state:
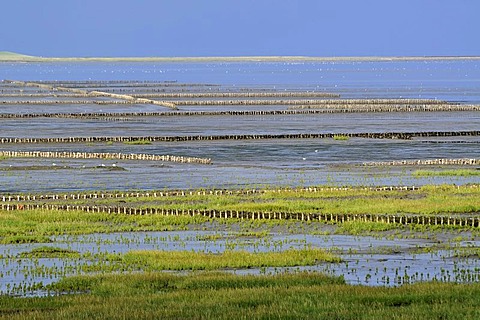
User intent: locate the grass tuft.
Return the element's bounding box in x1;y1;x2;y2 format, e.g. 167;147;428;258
3;272;478;319
413;169;480;177
333;135;350;140
122;139;152;145
18;246;80;258
119;248;341;271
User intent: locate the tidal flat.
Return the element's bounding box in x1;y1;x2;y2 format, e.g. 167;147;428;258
0;59;479;318
1;185;479;296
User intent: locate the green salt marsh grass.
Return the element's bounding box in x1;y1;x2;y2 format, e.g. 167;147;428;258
1;185;479;244
122;139;152;145
1;272;479;319
0;209;211;241
1;248;341;294
117;248;341;271
18;247;80;259
12;185;479;216
413;169;480;177
102;184;480;215
333;134;350;140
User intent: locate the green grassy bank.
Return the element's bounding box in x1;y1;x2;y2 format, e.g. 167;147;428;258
1;272;479;319
13;184;478;216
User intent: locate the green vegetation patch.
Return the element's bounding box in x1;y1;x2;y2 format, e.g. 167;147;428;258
333;134;350;140
122;139;152;145
1;185;479;244
18;246;80;259
0;209;210;242
47;271;344;294
2;272;480;319
133;184;480;215
413;169;480;177
117;248;341;271
0;235;52;244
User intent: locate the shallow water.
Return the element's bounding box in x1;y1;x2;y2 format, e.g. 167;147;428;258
1;230;479;295
1;60;479;192
1;112;480;138
0;60;479;294
2;60;480;102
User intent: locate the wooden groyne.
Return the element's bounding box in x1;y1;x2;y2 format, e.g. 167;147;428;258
0;93;88;98
1;131;479;144
1;106;478;121
30;81;220;88
7;99;471;110
0;100;141;105
362;158;480;166
130;92;341;98
421;141;480;144
2;80;177;109
0;99;177;108
288;104;480;112
4;99;452;107
171;99;449;106
0;92;340;98
1;185;477;202
289;98;449;105
0;151;212;164
0;203;478;228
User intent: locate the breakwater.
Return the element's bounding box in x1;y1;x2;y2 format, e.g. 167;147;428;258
1;106;479;120
362;158;480;166
4;99;451;107
289;98;449;105
27;81;219;88
1;131;479;144
0;151;212;164
0;99;178;107
3;185;478;202
131;92;341;98
0;203;478;227
0;92;341;98
2;80;177;109
172;99;450;106
0;100;142;105
289;104;480;112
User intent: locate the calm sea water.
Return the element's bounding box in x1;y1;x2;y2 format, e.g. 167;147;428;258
1;60;480;102
0;60;479;192
1;61;479;294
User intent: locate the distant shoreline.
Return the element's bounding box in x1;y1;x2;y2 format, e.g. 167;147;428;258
1;52;480;63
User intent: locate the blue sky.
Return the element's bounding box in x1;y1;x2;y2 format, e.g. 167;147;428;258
1;0;478;57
